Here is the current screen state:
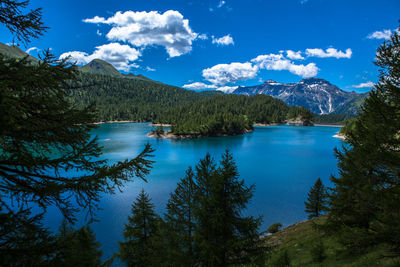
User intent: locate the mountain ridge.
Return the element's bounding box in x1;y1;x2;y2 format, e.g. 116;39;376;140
232;78;360;115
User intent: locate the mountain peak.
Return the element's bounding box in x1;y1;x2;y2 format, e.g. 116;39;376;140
0;42;39;62
264;79;277;84
233;77;359;114
300;77;330;85
79;59;122;76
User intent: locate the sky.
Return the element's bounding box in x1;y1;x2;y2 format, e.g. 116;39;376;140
1;0;399;93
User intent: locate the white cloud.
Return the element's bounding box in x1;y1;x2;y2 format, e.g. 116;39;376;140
60;43;141;72
251;53;319;78
202;62;258;85
367;29;392;40
212;34;234;46
217;86;238;93
351;81;374;88
197;33;208;40
83;10;197;58
305;48;352;59
26;47;40;54
182;82;217;90
217;0;226;8
145;66;156;72
286;50;304;60
96;29;102;36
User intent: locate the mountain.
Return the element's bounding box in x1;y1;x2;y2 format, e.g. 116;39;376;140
78;59;161;83
78;59;123;77
332;92;369;115
232;78;359;114
0;42;39;62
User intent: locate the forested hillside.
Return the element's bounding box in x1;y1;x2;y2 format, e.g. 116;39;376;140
68;72;313;136
69;73;223;122
0;42;313;136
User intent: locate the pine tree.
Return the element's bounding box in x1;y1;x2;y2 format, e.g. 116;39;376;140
164;167;197;266
304;178;328;219
327;27;400;252
54;221;103;267
0;3;154;262
194;151;265;266
0;0;47;44
118;189;160;267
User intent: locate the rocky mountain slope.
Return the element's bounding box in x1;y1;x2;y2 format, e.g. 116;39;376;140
233;78;359;114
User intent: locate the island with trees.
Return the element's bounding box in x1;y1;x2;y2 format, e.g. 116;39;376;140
1;0;399;265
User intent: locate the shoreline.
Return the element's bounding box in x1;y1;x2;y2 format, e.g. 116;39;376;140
314;123;344;127
333;132;346;140
93;120;146;125
148;123;172;127
147;128;254;139
253;123;282;127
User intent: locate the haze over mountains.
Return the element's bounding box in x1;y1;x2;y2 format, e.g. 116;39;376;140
0;42;366;116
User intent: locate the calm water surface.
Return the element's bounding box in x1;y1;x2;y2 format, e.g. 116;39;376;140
44;122;343;261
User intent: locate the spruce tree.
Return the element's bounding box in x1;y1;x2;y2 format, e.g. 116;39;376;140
54;221;103;267
164;167;197;266
194;151;264;266
327;27;400;252
118;189;160;267
0;3;154;263
304;178;328;219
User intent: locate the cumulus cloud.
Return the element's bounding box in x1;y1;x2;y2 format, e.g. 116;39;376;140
212;34;234;46
197;33;208;40
182;82;217;90
83;10;197;58
305;48;352;59
217;0;226;8
202;62;258;85
59;43;141;71
26;47;40;54
286;50;304;60
145;66;156;72
351;81;374;88
367;29;393;40
251;53;318;78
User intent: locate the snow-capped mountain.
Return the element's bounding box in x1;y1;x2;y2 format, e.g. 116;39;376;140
232;78;359;114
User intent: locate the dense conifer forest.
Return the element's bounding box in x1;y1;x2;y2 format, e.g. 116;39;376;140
1;0;399;266
70;73;313;136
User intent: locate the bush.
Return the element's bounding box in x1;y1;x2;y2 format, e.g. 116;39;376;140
267;222;283;234
310;239;326;262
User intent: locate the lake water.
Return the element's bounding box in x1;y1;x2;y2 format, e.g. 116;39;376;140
44;122;343;262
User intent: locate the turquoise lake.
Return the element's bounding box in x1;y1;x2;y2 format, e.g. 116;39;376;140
44;122;343;261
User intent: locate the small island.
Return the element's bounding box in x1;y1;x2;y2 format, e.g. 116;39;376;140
147;96;315;139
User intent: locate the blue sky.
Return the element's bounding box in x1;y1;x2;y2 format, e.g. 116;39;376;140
1;0;399;93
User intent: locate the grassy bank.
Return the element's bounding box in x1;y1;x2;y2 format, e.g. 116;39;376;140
263;216;400;266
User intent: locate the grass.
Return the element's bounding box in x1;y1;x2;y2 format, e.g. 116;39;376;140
262;216;400;266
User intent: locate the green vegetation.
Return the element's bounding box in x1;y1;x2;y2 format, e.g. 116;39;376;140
267;222;283;234
313;113;356;125
326;27;400;254
0;41;38;62
0;1;154;264
333;92;369;116
118;151;267;266
54;221;103;267
69;72;312;136
265;216;400;267
118;189;162;266
165;94;293;136
304;178;328;219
